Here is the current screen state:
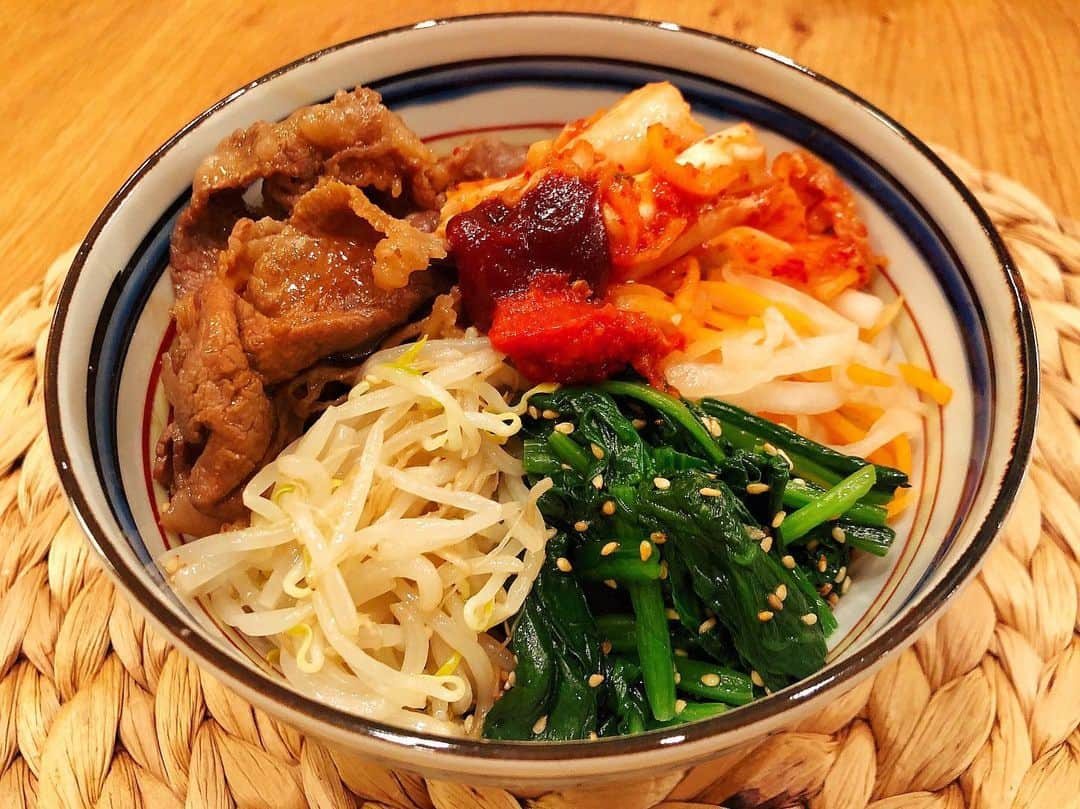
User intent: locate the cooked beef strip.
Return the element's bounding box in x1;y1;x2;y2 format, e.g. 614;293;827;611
158;89;455;537
170;87;443;298
436;137;528;184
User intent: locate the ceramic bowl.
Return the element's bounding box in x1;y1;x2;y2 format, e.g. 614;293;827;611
45;13;1037;787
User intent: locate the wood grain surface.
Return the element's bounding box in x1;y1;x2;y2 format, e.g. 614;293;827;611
2;1;1076;309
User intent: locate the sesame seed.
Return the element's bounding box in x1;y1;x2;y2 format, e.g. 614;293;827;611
801;613;818;626
545;527;558;539
751;670;765;687
632;418;647;430
554;421;575;435
654;477;672;490
819;583;833;596
541;409;559;419
758;610;775;622
591;443;605;459
671;314;683;326
701;673;721;687
666;608;680;621
588;673;605;688
807;539;820;551
700;487;723;497
574;520;591;532
698;617;717;634
639;541;653;562
841;576;853;595
767;593;784;611
464;715;476;733
827;593;840;608
604;579;618;590
651;531;668;544
507;671;516;686
163;556;181;574
674;671;682;685
818;555;828;573
675;699;688;714
747;526;767;540
705;472;718;480
765;686;774;695
532;715;548;734
835;566;847;583
792;477;806;486
674;648;689;658
556;557;573;573
746;482;771;495
781;554;797;569
588;731;598;741
561;463;572;470
832;525;847;543
528;405;540;419
759;535;774;554
592;474;604;489
364;374;380;385
601;541;619;557
762;442;778;455
771;511;786;528
602;500;616;515
659;560;669;580
601;640;613;655
703;416;723;437
654;419;665;426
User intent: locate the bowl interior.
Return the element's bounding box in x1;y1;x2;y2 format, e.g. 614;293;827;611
46;15;1034;785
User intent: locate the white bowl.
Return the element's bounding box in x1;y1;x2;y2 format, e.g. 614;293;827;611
45;13;1037;787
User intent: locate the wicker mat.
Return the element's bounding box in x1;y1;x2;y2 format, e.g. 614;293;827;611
0;147;1077;809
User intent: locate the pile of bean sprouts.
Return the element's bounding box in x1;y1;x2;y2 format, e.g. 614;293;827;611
161;336;552;736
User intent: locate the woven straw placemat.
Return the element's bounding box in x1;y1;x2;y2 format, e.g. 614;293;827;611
0;146;1077;809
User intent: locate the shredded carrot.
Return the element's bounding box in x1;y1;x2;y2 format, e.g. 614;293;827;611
700;281;816;334
760;412;797;430
886;489;912;519
798;368;833;383
610;293;680;322
867;445;895;467
892;434;913;475
862;295;905;341
819;410;867;444
702;310;750;331
846;363;896;387
839;402;885;429
898;363;953;406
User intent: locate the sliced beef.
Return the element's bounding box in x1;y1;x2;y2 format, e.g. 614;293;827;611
159;89;452;536
437;137;528;184
223;181;446;384
171;88;443;298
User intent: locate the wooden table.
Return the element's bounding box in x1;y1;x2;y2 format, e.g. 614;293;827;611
3;1;1076;308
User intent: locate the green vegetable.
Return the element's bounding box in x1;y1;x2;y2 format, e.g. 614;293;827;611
638;472;828;690
628;580;677;721
482;598;555;739
782;480;888;527
674;657;755;706
649;701;731;728
575;537;661;583
596;614;637;654
777;465;877;545
699;398;908;491
490;382;902;738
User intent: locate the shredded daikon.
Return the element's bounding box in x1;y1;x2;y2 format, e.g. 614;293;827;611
160;336;550;737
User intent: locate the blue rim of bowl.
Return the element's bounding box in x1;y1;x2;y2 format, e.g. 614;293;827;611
44;12;1039;762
